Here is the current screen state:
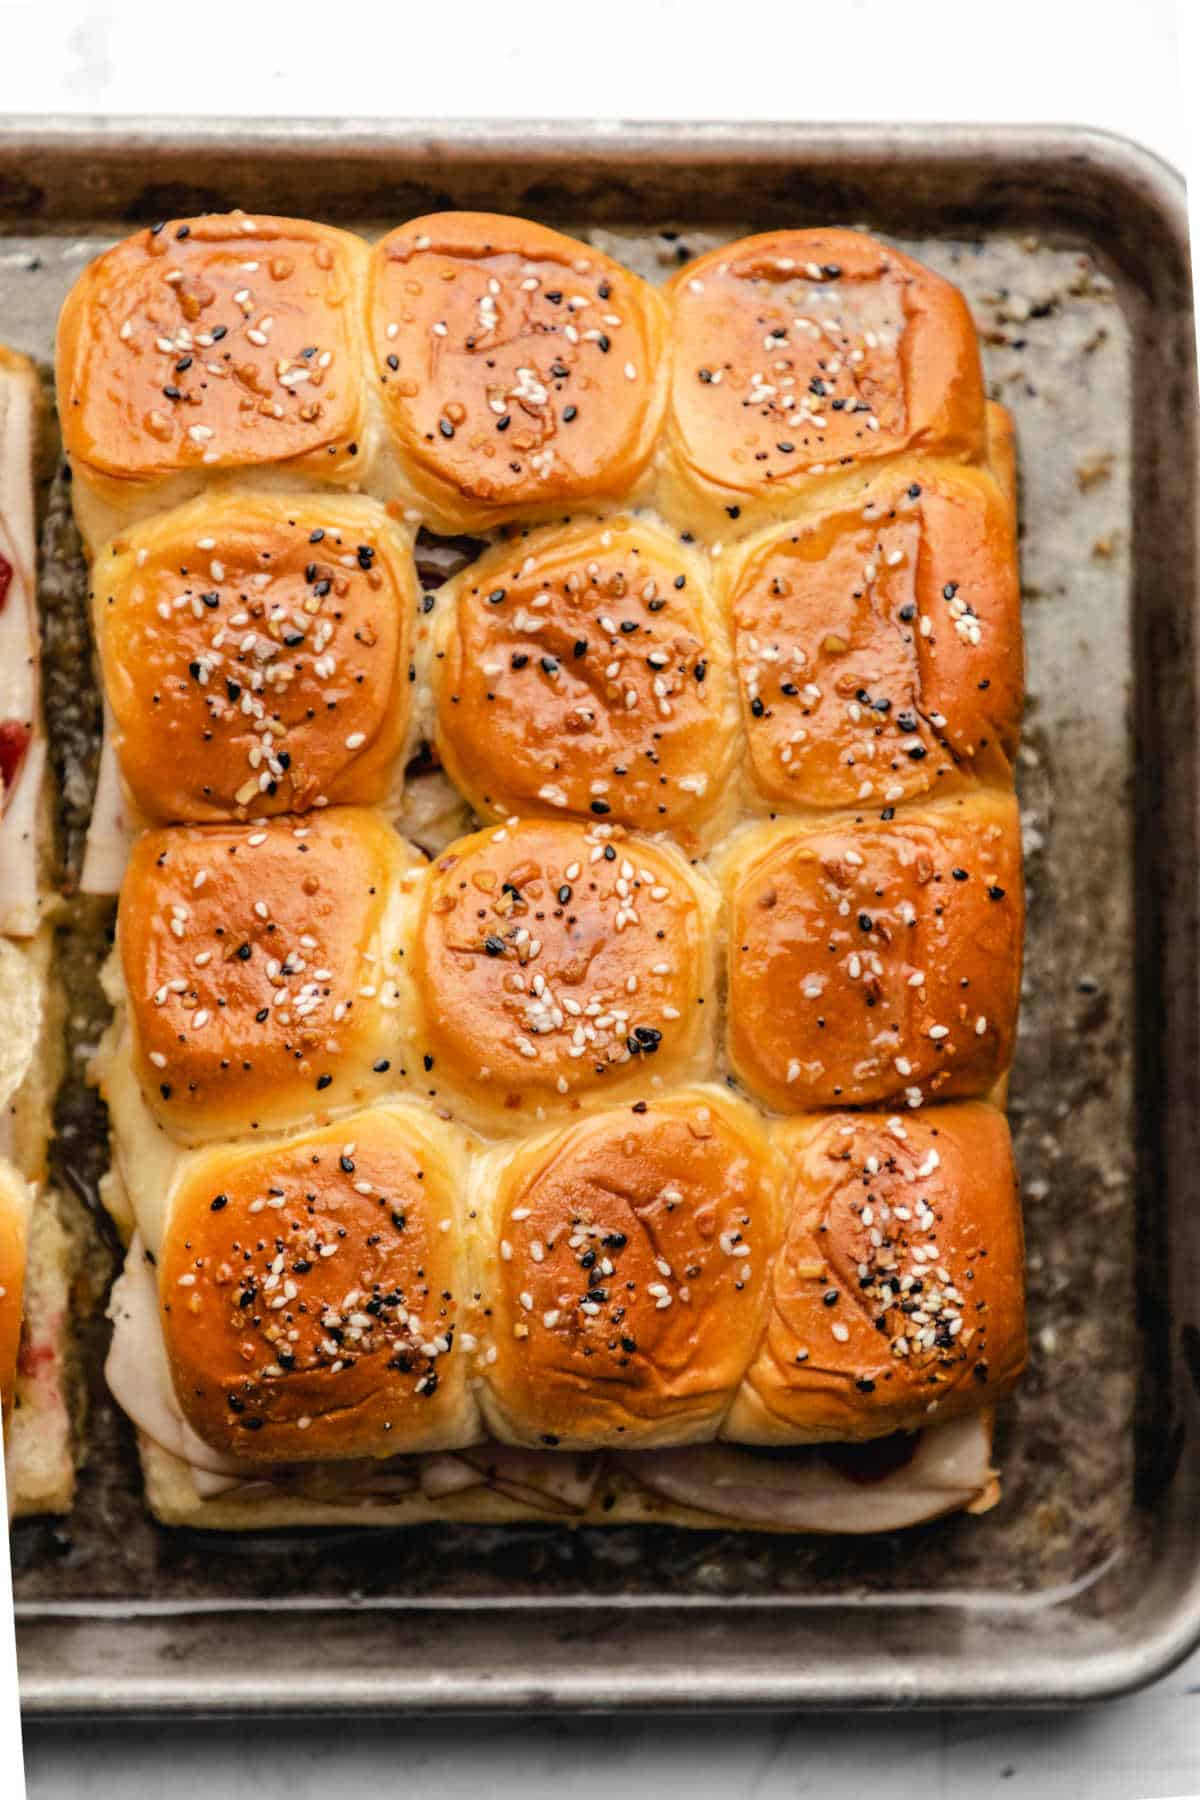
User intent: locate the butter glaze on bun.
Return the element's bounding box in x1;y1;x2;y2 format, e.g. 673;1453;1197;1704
93;492;417;824
660;228;988;538
432;514;739;847
724;1103;1026;1443
722;790;1023;1110
723;461;1022;811
473;1088;781;1448
369;213;669;532
412;819;716;1127
116;808;416;1144
159;1105;477;1461
57;212;371;546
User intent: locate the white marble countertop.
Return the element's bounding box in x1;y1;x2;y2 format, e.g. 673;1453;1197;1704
7;1;1199;1794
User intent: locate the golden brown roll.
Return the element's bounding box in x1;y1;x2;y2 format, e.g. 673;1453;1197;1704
91;492;418;825
659;228;988;539
471;1088;781;1448
431;513;739;847
986;399;1018;531
368;212;669;533
56;212;372;547
113;807;417;1144
0;1160;28;1416
721;790;1023;1110
410;819;716;1128
724;1103;1026;1444
158;1104;478;1462
723;460;1022;810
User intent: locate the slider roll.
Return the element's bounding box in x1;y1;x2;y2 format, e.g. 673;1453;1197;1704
660;228;988;539
114;808;417;1145
92;493;417;825
56;213;372;549
722;791;1023;1111
432;514;739;846
159;1105;478;1461
473;1089;782;1449
724;460;1022;811
369;213;669;533
411;819;716;1128
724;1103;1026;1444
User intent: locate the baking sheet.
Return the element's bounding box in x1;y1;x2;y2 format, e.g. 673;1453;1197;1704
0;119;1196;1712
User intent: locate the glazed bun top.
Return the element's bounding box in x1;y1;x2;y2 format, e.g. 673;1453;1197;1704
432;513;739;847
92;492;417;824
369;212;668;531
662;228;988;535
57;212;369;489
727;1104;1026;1443
159;1104;473;1462
474;1088;781;1448
411;818;715;1127
725;461;1022;811
723;791;1023;1111
117;807;415;1144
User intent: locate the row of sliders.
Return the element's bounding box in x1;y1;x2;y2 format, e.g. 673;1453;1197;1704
82;457;1020;868
57;214;990;548
94;803;1022;1142
104;1087;1024;1526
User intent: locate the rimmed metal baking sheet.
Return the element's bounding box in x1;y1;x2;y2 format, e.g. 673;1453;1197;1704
1;118;1197;1714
